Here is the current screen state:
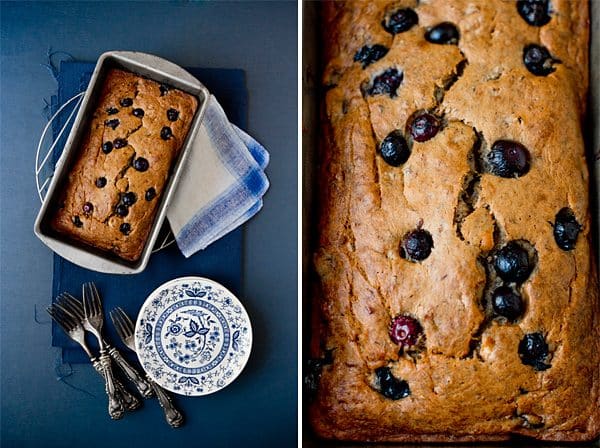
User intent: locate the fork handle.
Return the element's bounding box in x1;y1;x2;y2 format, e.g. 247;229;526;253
92;355;124;420
113;375;142;411
108;346;154;398
149;378;184;428
96;353;141;411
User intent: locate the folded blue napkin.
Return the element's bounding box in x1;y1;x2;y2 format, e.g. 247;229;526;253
167;96;270;257
50;62;250;363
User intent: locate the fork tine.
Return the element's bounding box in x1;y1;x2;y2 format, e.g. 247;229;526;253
110;309;127;339
109;308;120;330
83;282;101;316
46;306;66;331
61;292;83;309
47;304;74;331
82;283;89;315
112;307;134;337
53;302;79;329
91;282;103;315
116;307;134;333
82;282;93;317
48;304;96;367
57;293;85;321
54;302;81;328
46;305;58;321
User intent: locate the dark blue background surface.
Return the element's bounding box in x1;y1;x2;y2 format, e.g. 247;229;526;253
0;2;298;447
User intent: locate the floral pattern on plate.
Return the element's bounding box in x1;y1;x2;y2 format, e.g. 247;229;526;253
135;277;252;396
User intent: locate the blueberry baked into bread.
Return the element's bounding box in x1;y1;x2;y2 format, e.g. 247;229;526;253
309;0;599;442
51;69;198;262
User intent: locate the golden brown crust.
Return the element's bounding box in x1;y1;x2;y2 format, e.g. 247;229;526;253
51;69;198;261
311;0;598;442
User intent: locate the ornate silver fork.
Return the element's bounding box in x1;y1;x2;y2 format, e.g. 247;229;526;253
56;293;143;411
110;307;184;428
47;302;125;420
81;283;154;399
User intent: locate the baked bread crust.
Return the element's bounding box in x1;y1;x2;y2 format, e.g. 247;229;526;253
310;0;599;442
51;69;198;261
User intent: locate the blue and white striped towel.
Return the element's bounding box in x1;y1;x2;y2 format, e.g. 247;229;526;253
166;95;270;257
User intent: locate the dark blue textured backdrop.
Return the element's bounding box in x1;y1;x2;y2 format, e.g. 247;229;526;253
0;2;298;447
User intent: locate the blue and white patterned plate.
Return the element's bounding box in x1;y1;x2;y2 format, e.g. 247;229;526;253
135;277;252;396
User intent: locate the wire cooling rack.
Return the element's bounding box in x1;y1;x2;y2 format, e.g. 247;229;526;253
35;92;176;252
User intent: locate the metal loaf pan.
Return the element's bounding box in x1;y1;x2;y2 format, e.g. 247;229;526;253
34;51;209;275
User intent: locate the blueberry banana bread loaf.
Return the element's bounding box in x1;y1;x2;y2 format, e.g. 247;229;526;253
51;68;198;262
309;0;598;442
